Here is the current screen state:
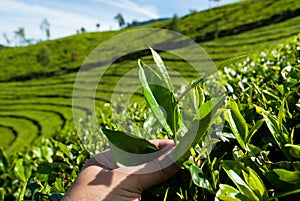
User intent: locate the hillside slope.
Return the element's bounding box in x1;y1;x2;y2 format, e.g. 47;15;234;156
0;0;300;153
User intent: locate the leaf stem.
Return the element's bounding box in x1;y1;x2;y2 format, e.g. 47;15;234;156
176;73;206;105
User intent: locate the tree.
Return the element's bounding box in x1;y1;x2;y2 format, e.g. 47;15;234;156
40;18;50;40
208;0;220;9
127;20;139;28
114;13;125;29
96;23;100;31
80;27;86;33
168;14;180;32
14;27;26;46
3;33;10;45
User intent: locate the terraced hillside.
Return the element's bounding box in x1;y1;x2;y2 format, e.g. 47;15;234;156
1;0;300;154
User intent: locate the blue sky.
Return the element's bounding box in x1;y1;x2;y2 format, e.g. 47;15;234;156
0;0;240;44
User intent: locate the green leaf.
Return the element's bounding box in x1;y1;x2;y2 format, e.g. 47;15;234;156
222;160;259;201
262;90;280;101
41;146;54;163
102;128;158;154
149;84;179;136
285;144;300;158
255;105;290;160
215;54;249;69
177;74;206;104
140;60;165;87
149;47;173;91
190;164;213;192
216;184;252;201
225;100;248;150
197;96;224;120
56;141;72;159
14;159;31;182
163;187;169;201
265;168;300;190
175;97;223;165
0;149;8;172
247;118;265;143
194;85;205;110
232;146;244;160
54;178;65;192
102;128;159;166
264;115;290;160
278;97;286;132
14;159;32;201
138;59;174;136
243;167;269;200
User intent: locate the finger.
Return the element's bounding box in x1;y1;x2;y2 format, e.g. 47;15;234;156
116;145;179;190
134;162;179;191
149;139;175;149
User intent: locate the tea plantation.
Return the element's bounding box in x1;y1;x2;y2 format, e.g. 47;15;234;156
0;0;300;200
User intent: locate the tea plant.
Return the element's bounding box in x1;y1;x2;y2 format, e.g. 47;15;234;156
1;35;300;200
102;37;300;200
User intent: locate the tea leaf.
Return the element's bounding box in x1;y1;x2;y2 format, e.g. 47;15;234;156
139;60;165;88
138;59;174;136
285;144;300;158
222;160;259;201
265;168;300;190
14;159;32;201
148;84;179;136
247;118;265;143
102;128;158;154
243;167;268;200
225;100;248;150
190;164;213;192
216;54;249;69
196;96;224;120
216;184;252;201
150;47;173;91
256;106;291;160
175;97;223;165
14;159;31;182
177;74;206;104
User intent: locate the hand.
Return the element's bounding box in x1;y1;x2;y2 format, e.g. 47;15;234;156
63;140;179;201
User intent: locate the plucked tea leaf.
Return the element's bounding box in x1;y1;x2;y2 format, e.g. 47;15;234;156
102;128;158;154
150;47;173;91
138;59;174;136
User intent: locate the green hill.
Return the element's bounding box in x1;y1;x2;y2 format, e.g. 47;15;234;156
1;0;300;154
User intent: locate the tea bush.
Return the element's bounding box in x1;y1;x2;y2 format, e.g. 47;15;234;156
1;35;299;200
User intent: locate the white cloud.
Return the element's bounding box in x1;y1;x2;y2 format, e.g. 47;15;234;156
0;0;115;43
92;0;159;19
0;0;240;45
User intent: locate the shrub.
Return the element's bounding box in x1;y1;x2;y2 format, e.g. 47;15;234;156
1;35;300;200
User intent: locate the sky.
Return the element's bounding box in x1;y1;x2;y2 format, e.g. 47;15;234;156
0;0;240;45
